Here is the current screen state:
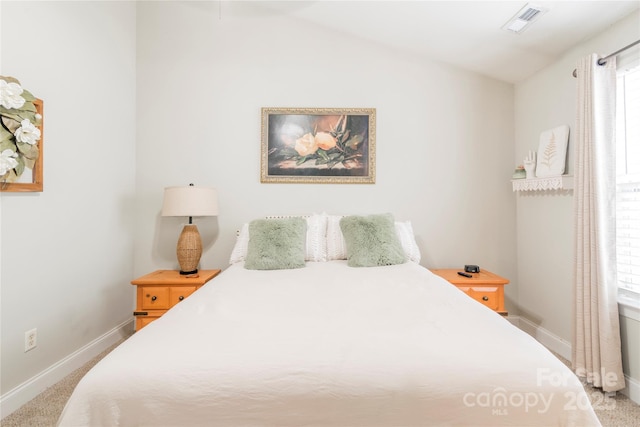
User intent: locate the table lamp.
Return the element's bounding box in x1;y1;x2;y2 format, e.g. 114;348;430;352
161;184;218;275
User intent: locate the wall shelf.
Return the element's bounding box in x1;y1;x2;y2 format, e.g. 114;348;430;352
512;175;574;192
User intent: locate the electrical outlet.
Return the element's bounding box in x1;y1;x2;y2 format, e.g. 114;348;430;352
25;328;37;352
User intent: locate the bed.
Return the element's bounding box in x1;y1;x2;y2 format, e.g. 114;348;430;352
57;214;601;426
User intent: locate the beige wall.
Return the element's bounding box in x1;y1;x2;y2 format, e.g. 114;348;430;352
514;10;640;391
0;0;136;397
134;1;517;294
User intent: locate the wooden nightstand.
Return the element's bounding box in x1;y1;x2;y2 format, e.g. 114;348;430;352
430;269;509;316
131;269;221;331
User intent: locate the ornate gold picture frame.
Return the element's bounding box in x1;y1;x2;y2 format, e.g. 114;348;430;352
261;107;375;184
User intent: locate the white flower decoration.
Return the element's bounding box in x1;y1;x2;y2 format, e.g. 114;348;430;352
0;76;41;183
15;119;41;145
0;79;26;109
0;149;19;176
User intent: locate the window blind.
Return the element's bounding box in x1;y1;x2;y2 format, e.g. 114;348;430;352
617;178;640;296
616;66;640;305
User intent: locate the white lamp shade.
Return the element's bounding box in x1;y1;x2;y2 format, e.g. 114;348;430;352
161;186;219;217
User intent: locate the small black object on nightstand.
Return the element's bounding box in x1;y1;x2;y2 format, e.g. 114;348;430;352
464;265;480;273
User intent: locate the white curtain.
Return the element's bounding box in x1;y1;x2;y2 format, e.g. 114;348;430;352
572;53;625;392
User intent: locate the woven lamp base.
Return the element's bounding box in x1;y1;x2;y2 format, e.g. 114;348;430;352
176;224;203;275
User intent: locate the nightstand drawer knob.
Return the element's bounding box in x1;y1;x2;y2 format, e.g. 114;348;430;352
179;296;185;301
482;296;489;301
151;295;157;301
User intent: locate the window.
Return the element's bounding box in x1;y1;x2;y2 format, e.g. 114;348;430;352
616;65;640;309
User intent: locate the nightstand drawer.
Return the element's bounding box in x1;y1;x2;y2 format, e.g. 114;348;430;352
169;286;197;306
140;286;170;309
458;286;499;311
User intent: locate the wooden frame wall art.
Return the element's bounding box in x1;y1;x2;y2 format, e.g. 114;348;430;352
0;76;44;192
261;108;375;184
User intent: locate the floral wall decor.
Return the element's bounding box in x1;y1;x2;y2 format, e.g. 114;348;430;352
261;108;376;184
0;76;44;192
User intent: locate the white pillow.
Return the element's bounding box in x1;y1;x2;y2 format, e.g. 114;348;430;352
395;221;421;263
326;215;421;263
305;213;328;262
229;213;327;264
326;215;348;260
229;223;250;265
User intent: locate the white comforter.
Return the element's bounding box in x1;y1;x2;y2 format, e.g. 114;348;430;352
58;261;601;426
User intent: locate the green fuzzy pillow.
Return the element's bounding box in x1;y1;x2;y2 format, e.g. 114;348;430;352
244;217;307;270
340;213;407;267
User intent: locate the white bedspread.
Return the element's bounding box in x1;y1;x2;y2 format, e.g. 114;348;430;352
58;261;601;426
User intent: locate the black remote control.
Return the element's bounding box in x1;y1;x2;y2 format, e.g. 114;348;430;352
457;271;473;278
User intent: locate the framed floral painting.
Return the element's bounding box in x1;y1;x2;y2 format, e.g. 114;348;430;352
261;108;376;184
0;76;44;192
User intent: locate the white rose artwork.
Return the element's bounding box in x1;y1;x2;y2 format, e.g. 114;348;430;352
0;149;18;176
0;76;43;191
15;119;41;145
0;79;26;109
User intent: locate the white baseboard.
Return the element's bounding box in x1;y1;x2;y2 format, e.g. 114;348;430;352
510;315;640;405
621;373;640;405
0;318;133;419
511;315;572;360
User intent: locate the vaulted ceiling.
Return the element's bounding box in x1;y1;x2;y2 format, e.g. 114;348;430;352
224;1;640;83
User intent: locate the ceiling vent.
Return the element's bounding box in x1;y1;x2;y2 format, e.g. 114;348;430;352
502;3;548;34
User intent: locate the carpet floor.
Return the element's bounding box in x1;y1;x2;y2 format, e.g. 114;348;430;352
2;341;639;426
